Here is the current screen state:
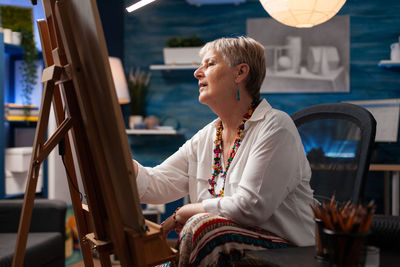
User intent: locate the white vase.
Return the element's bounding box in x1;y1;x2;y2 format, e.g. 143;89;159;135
129;115;143;129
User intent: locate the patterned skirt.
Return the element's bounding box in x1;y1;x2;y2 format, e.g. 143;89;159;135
175;213;291;267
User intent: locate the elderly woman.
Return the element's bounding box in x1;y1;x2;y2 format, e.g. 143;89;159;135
133;36;315;266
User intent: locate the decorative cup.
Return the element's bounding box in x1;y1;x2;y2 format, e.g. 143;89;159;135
286;36;302;73
3;28;12;44
390;42;400;61
12;31;21;45
323;228;368;267
129;115;144;129
364;246;379;267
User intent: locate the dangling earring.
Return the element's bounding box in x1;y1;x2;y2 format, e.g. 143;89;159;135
236;88;240;101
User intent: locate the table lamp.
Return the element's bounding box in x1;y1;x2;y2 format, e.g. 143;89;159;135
109;57;130;105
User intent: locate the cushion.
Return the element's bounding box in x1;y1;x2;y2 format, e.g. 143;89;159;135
0;233;64;267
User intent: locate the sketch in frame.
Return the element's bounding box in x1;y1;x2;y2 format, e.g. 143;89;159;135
247;16;350;93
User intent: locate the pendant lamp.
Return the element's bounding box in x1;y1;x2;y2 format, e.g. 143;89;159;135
259;0;346;28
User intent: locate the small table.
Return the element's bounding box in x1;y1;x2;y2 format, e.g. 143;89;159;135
234;246;398;267
235;246;327;267
369;164;400;215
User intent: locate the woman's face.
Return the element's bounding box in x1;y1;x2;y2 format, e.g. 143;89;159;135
194;49;237;106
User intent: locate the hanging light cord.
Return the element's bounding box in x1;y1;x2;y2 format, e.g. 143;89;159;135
59;138;85;202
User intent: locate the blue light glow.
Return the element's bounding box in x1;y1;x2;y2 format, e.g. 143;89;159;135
303;140;357;159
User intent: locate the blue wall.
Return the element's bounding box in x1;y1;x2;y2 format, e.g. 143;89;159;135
124;0;400;137
97;0;125;59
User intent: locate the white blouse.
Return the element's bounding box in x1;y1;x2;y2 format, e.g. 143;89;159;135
135;99;315;246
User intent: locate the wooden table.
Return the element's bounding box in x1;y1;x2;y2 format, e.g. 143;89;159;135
369;164;400;215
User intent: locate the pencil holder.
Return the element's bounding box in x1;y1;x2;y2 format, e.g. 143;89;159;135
314;218;329;261
323;228;369;267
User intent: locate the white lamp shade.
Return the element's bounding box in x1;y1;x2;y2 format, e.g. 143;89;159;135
259;0;346;28
109;57;130;104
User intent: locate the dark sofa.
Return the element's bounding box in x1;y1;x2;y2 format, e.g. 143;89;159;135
0;199;66;267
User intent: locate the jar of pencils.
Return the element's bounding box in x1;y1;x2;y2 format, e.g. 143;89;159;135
311;196;375;267
323;228;369;267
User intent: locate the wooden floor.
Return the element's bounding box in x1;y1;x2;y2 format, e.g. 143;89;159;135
68;259;100;267
68;259;97;267
68;258;120;267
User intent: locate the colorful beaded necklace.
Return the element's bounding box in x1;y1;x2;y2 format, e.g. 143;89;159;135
208;100;258;197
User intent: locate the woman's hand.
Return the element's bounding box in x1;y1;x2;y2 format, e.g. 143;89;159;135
160;215;181;240
160;203;206;239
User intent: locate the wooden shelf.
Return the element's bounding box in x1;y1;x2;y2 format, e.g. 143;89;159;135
262;67;346;93
378;60;400;68
126;129;177;135
150;64;199;70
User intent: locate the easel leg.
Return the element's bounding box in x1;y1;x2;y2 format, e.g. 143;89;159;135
98;252;112;267
37;18;95;267
12;70;59;267
12;166;41;267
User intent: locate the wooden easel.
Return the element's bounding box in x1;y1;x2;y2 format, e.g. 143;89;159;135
12;0;177;266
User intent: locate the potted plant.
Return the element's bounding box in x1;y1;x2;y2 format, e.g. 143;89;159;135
19;29;38;117
163;35;205;65
1;6;38;118
127;67;151;128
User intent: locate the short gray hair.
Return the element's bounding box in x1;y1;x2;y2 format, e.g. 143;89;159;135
200;36;265;101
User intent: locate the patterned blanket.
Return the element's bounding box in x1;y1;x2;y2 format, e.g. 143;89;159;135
175;213;291;267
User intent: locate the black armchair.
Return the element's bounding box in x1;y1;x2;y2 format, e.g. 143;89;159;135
291;103;376;204
368;215;400;250
0;199;67;266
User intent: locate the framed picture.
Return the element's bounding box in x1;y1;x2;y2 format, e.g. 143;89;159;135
247;16;350;93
